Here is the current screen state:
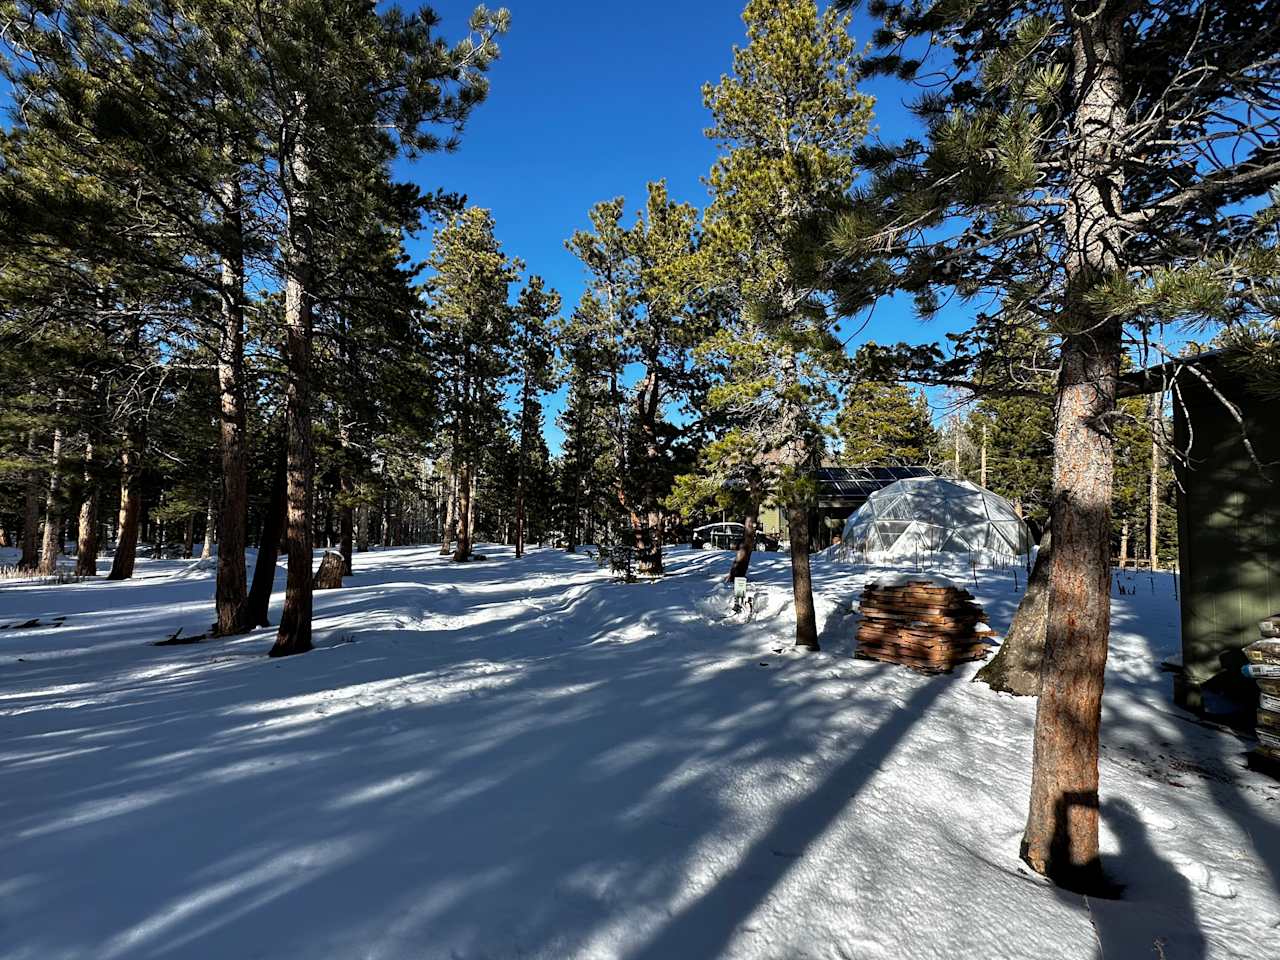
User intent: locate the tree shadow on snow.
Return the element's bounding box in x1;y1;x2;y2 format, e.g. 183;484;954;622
1077;798;1207;960
626;671;957;960
0;547;1043;959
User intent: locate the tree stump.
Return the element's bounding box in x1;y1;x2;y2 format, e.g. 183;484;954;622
313;550;344;590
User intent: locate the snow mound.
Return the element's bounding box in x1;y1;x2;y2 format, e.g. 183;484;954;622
694;582;788;624
172;556;218;579
867;572;962;590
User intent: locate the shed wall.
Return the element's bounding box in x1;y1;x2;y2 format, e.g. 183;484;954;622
1174;369;1280;696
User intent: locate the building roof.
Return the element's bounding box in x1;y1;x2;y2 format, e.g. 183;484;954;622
814;466;935;502
1118;348;1226;397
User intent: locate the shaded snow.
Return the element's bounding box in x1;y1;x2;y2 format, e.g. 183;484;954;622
1;546;1277;959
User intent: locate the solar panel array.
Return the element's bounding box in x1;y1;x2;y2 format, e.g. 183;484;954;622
813;466;934;498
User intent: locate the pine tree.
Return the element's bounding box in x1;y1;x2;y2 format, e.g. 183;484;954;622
699;0;873;648
426;207;521;563
830;0;1280;888
837;353;937;465
567;182;704;575
556;295;625;551
511;277;561;558
256;3;506;655
2;0;269;620
966;396;1055;526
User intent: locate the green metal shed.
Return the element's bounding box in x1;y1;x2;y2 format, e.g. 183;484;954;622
1126;351;1280;714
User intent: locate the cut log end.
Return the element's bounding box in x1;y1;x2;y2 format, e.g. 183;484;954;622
854;580;992;673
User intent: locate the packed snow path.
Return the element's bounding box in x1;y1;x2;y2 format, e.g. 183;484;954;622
2;545;1277;960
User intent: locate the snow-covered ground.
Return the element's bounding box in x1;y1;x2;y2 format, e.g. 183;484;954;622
1;545;1277;960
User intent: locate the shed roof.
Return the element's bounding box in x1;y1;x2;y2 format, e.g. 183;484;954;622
1118;348;1226;398
814;466;935;500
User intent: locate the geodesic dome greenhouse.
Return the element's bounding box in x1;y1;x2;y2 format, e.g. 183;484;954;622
836;477;1033;563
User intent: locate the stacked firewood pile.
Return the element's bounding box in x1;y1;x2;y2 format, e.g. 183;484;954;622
1247;614;1280;775
855;580;994;674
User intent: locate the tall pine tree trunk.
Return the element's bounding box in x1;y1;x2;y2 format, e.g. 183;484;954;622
1021;2;1127;892
239;447;287;630
441;462;456;555
214;197;250;633
567;437;581;552
19;430;40;571
974;528;1052;696
727;506;758;582
183;514;196;559
1148;398;1160;570
356;502;370;552
468;471;476;545
636;506;664;576
201;495;216;559
339;469;354;576
788;502;819;650
633;369;664;577
108;431;142;581
453;459;473;562
514;473;526;558
515;392;529;559
270;124;315;658
37;417;64;575
75;439;99;577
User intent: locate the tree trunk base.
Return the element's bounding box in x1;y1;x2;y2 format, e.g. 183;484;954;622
974;531;1052;696
1020;837;1122;898
313;551;344;590
268;636;313;658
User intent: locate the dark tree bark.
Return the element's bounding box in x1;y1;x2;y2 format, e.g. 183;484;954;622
440;462;455;555
37;419;64;575
183;514;196;559
19;430;41;571
514;479;526;558
974;529;1052;695
313;550;343;589
210;147;251;632
356;502;370;552
567;438;581;553
1148;397;1160;570
200;496;216;559
634;505;664;576
238;449;287;630
632;368;665;577
339;468;354;576
270;127;315;659
514;433;528;560
108;435;142;580
1022;1;1126;892
453;459;473;562
727;506;759;582
1022;325;1120;891
75;439;99;577
788;503;819;650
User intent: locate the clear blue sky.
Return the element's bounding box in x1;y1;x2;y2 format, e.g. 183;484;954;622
398;2;978;449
